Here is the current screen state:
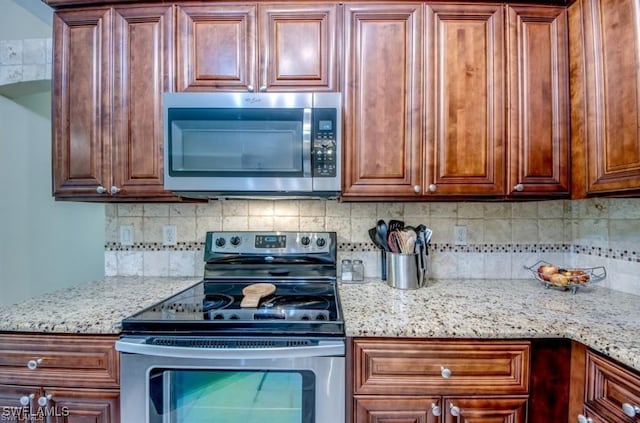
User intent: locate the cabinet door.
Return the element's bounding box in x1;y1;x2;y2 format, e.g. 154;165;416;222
46;387;120;423
177;5;256;92
443;397;528;423
113;6;175;199
506;6;570;197
425;4;504;196
0;385;37;422
259;4;337;91
52;8;112;198
585;351;640;423
354;396;440;423
573;0;640;194
342;3;423;198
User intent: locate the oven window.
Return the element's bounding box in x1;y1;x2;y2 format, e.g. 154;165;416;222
149;369;315;423
168;108;305;177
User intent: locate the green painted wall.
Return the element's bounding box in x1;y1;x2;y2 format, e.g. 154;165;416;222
0;2;104;305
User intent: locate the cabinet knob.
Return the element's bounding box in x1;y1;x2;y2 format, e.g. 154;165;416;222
37;394;52;407
110;186;121;195
259;85;267;92
577;414;593;423
449;403;460;417
26;358;42;370
96;186;107;194
431;403;441;417
428;184;437;192
19;394;34;406
440;366;452;379
413;185;421;193
622;403;640;417
247;85;255;92
514;183;524;192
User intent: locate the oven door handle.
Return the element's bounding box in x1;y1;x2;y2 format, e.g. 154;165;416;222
115;338;345;359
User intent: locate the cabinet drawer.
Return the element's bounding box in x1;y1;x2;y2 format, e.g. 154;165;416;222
0;334;119;388
353;338;530;395
585;351;640;423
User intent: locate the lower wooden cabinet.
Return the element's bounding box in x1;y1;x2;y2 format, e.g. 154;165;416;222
355;395;527;423
581;350;640;423
0;334;120;423
351;338;531;422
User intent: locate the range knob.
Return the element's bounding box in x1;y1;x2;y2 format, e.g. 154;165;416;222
230;236;241;246
316;238;326;247
215;237;226;247
300;236;311;246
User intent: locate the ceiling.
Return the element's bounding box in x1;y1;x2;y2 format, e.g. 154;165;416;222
9;0;52;26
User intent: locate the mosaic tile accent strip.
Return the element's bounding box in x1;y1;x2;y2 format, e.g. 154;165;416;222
104;242;627;258
574;245;640;262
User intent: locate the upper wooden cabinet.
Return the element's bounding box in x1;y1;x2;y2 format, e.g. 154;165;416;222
506;5;570;197
342;3;423;198
176;3;338;92
424;4;505;196
342;3;570;200
53;5;176;200
570;0;640;197
52;8;111;199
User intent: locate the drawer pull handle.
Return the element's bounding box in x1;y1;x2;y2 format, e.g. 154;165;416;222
428;184;437;192
577;414;593;423
514;183;524;192
19;394;34;406
27;358;42;370
449;403;460;417
431;403;441;417
440;366;452;379
622;403;640;417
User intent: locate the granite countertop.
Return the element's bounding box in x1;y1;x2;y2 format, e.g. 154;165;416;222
0;276;638;372
0;277;200;334
340;278;640;371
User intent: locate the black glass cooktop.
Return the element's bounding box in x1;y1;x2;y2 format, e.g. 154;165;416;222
121;280;344;337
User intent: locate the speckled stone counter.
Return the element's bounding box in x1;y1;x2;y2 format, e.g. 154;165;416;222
339;278;640;371
1;276;639;373
0;277;199;333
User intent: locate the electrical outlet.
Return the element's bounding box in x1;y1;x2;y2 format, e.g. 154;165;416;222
454;225;467;246
120;224;134;246
163;225;177;246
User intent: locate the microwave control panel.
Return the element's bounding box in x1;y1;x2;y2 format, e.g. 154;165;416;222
312;108;337;177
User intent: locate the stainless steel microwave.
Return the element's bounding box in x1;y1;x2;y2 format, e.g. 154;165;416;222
163;92;341;199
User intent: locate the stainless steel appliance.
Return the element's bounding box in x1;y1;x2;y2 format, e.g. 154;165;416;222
163;92;341;198
116;231;345;423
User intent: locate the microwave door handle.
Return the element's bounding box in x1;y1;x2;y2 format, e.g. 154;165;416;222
303;108;312;177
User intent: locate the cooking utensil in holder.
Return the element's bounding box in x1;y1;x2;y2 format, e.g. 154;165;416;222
386;252;427;289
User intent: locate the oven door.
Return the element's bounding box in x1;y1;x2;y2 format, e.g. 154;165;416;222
116;337;345;423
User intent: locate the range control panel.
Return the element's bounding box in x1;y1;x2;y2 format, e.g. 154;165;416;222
311;108;337;178
205;231;335;255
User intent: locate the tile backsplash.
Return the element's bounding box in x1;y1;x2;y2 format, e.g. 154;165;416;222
105;198;640;295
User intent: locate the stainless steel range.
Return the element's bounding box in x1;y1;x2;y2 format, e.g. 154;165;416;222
116;231;345;423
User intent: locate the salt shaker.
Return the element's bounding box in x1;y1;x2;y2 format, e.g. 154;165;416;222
341;259;353;281
352;259;364;281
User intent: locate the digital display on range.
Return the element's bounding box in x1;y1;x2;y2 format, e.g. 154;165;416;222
255;235;286;249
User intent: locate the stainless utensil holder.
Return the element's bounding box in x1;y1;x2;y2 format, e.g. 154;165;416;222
386;252;426;290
